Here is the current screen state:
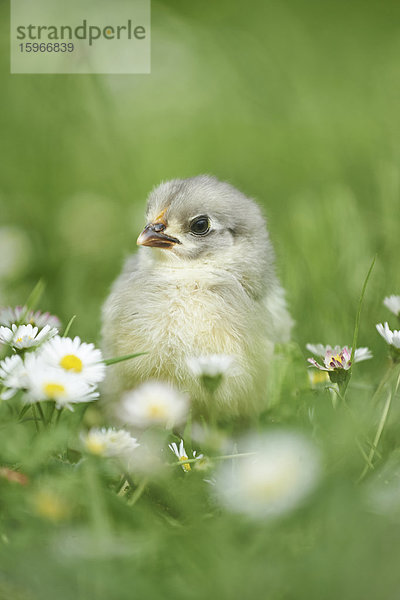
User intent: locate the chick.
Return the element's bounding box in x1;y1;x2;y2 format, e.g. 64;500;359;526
101;175;292;418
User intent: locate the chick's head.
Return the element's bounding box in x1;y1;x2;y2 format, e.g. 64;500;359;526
137;175;275;296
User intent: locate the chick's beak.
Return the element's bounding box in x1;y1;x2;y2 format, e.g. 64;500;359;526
137;222;181;249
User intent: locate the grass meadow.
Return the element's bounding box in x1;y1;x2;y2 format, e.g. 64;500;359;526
1;1;400;598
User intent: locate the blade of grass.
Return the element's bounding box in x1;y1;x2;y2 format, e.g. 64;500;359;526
350;255;376;365
104;352;147;366
63;315;76;338
17;280;46;325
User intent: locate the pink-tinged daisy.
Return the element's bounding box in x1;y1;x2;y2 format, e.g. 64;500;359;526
0;306;61;329
306;344;372;371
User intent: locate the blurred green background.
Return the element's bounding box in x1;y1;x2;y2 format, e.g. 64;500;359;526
1;0;400;359
1;1;400;598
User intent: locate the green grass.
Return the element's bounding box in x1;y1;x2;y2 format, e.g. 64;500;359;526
1;0;400;598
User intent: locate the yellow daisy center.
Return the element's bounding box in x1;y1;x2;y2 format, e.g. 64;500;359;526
86;438;106;456
180;456;191;472
147;403;166;419
331;353;344;366
60;354;83;373
43;382;66;399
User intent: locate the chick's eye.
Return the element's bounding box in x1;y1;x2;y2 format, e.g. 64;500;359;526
190;216;210;235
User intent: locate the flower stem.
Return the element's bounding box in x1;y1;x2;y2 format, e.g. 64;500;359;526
371;362;397;405
169;451;256;468
84;458;112;538
358;370;400;482
31;404;40;433
55;407;64;424
46;402;56;425
127;478;148;506
36;402;47;426
338;377;350;400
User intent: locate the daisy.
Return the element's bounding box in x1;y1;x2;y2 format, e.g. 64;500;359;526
306;344;372;371
376;322;400;362
0;306;61;329
186;354;237;392
0;323;58;350
0;354;26;400
383;296;400;318
376;322;400;349
24;358;99;409
214;431;320;519
81;427;139;459
168;439;203;472
186;354;235;377
38;336;105;385
117;381;189;429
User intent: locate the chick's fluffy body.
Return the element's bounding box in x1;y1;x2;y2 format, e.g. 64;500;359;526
102;176;292;416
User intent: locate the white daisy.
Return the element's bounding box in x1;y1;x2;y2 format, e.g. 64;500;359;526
37;336;105;385
0;355;26;400
117;381;189;429
81;427;139;459
24;357;99;409
383;296;400;318
0;323;58;349
186;354;237;392
214;431;320;520
168;439;203;472
186;354;236;378
0;306;61;329
376;322;400;350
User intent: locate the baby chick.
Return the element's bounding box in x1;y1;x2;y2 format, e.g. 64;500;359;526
101;175;292;418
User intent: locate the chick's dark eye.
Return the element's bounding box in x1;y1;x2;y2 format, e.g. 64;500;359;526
190;216;210;235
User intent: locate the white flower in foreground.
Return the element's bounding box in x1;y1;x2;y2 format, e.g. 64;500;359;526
118;381;189;429
383;296;400;318
306;344;372;371
38;336;105;385
186;354;235;378
0;306;61;329
186;354;236;392
24;357;98;409
214;431;320;520
0;323;58;349
0;355;26;400
82;427;139;459
376;323;400;360
168;439;203;472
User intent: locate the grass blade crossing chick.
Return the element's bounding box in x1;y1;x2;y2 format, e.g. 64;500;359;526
102;175;293;418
